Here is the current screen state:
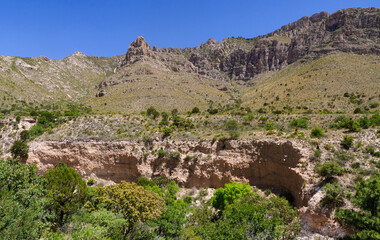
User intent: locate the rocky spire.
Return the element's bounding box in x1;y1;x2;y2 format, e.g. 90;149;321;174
122;36;152;66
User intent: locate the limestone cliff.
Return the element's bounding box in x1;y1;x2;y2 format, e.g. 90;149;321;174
26;139;348;237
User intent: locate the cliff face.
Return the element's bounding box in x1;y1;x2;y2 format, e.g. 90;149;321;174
27;139;309;206
26;139;349;237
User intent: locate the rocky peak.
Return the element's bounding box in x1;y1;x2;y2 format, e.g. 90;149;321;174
130;36;151;49
72;51;86;57
122;36;153;66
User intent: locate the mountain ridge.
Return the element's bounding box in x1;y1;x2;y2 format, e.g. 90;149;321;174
0;7;378;114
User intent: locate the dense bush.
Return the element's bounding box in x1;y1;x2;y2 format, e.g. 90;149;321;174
211;181;251;211
341;135;354;150
44;163;88;226
335;174;380;239
321;183;345;208
10;140;29;159
315;161;343;181
310;126;325;138
289;118;308;129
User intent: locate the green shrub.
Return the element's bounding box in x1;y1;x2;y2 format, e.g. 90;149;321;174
321;183;345;208
147;107;159;119
158;148;166;158
335;175;380;238
315;161;343;181
224;119;239;131
191;107;200;114
10;141;29;159
19;130;30;142
211;181;251;211
44;163;88;226
310;126;324;138
341;135;354;150
289;118;308;129
265;122;276;131
228;130;240;140
87;178;95;186
314;149;322;158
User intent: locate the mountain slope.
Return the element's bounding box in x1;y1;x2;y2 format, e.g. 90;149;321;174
0;7;378;114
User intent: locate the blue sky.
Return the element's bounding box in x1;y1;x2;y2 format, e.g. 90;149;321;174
0;0;378;59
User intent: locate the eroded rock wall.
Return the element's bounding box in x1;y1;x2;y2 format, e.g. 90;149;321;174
26;138;350;237
27;139;311;206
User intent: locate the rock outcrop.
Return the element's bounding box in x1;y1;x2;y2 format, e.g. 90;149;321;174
26;138;349;237
118;8;379;81
27;139;310;206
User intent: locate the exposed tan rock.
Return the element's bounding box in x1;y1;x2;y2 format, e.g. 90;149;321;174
25;138;352;237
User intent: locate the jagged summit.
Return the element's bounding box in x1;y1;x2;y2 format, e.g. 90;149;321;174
118;8;379;81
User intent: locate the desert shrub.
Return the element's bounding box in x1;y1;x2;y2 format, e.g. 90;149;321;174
315;161;343;181
354;107;363;114
161;112;169;121
335;174;380;239
289;118;308;129
224;119;239;131
341;135;354;150
158;148;166;158
321;183;345;208
370;114;380;126
265;122;277;131
191;107;200;114
243;112;254;122
369;103;379;109
10;140;29;159
228;130;240;140
211;181;251;211
147;106;159;119
257;108;267;113
314;149;322;158
310;126;324;138
19;130;30;142
359;117;371;129
169;151;181;160
171;109;178;116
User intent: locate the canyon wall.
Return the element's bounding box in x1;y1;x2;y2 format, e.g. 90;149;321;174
27;139;311;206
26;139;348;237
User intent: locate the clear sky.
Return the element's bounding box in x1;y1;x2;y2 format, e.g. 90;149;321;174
0;0;378;59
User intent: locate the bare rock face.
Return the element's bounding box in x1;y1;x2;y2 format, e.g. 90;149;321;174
26;138;349;237
113;8;378;82
26;139;353;237
122;36;153;65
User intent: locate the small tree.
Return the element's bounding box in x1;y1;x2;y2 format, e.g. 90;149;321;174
44;163;87;226
10;141;29;159
20;130;30;142
97;181;165;234
211;181;251;211
147;107;159;119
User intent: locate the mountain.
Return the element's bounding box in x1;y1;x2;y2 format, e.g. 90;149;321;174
0;7;379;113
